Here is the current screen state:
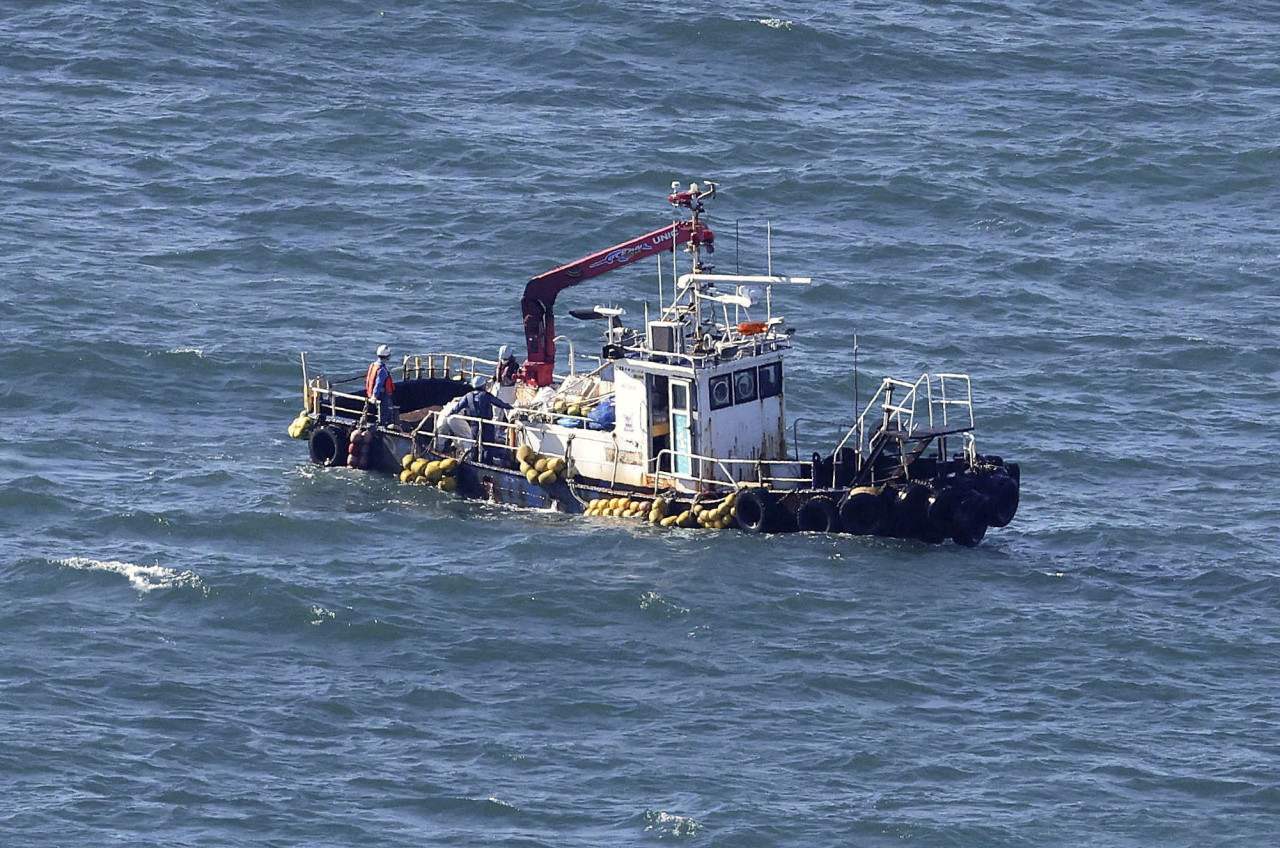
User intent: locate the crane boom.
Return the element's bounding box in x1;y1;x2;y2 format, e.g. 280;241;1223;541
520;218;710;386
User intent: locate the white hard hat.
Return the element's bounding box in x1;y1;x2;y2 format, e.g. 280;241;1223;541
471;375;487;389
498;345;510;360
376;344;391;358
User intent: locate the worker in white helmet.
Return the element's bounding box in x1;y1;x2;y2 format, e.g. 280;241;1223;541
365;345;396;426
494;344;521;404
444;374;514;463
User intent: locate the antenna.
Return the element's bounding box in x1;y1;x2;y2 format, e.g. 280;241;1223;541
656;253;663;312
767;221;773;277
853;331;860;450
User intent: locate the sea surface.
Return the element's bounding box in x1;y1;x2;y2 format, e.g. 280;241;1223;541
3;2;1279;845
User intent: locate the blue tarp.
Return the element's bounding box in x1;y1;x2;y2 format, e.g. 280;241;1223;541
587;396;615;431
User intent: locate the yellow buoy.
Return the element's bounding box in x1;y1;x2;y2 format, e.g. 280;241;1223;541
516;445;535;464
538;470;557;486
438;476;457;492
525;468;540;484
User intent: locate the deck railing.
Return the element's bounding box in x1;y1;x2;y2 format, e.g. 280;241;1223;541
649;448;807;493
834;372;974;459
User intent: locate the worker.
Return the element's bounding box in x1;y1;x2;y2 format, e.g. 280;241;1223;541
445;375;514;463
494;345;521;403
366;345;396;426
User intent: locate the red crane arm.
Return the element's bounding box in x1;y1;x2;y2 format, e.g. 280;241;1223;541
520;219;709;386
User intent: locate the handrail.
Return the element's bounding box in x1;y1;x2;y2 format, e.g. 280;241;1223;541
649;448;808;492
431;409;570;466
834;372;974;459
401;352;498;383
931;372;974;430
307;349;633;407
551;335;576;377
790;416;848;462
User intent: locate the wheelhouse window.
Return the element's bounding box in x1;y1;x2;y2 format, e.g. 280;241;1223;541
733;368;757;404
671;381;690;412
709;374;732;410
757;362;782;399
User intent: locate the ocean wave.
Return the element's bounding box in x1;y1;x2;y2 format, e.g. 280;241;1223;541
642;810;703;839
56;556;203;594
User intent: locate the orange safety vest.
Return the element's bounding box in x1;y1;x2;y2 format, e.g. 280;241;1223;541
366;360;395;398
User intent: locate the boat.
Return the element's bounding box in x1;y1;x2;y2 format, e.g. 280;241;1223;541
288;181;1020;546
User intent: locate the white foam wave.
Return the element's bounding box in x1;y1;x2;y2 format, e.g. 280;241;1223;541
639;590;690;617
643;810;703;838
57;557;202;593
756;18;794;30
307;605;336;625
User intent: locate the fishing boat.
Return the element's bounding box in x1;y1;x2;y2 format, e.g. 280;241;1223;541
288;181;1020;546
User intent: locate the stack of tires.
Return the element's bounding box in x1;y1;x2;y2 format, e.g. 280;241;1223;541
918;464;1020;547
796;460;1020;547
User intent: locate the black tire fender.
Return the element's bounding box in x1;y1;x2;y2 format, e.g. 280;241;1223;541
734;488;780;534
924;485;960;542
984;472;1019;528
894;483;931;538
796;495;842;533
308;425;348;467
838;488;887;536
951;490;990;548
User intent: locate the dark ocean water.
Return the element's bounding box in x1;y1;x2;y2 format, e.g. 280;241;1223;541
3;2;1280;845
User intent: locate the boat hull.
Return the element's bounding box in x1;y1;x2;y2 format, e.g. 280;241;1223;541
302;418;1018;546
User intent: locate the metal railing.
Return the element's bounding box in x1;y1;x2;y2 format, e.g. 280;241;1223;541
401;353;497;383
649;448;808;493
302;349;630;418
789;417;852;462
834;372;974;458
